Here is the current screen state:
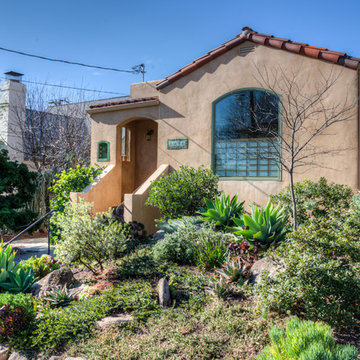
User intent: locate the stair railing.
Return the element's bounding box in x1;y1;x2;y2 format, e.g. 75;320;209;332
4;209;57;254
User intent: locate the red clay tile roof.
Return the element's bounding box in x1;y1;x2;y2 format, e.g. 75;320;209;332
156;27;360;90
89;96;159;109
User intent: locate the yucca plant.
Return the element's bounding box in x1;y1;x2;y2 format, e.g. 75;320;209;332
258;317;358;360
41;286;74;308
0;241;21;282
0;267;37;293
200;193;245;229
231;200;288;249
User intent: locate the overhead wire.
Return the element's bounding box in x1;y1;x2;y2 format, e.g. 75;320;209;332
0;77;126;95
0;45;136;73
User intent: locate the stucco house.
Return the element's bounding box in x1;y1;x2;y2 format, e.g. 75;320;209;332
72;26;360;232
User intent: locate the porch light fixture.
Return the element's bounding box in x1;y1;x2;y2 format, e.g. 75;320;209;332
146;129;154;141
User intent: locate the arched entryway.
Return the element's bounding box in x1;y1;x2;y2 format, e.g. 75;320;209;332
117;118;158;199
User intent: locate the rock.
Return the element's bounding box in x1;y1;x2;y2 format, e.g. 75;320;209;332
8;352;29;360
96;314;133;330
250;257;283;284
32;267;75;296
48;357;61;360
0;344;9;360
68;283;90;298
157;278;171;307
64;358;87;360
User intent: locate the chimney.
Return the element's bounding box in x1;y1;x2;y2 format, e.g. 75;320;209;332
0;71;26;162
4;71;23;83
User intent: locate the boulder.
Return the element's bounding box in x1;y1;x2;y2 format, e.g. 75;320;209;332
8;352;29;360
68;283;90;299
48;357;61;360
96;314;133;330
0;345;9;360
250;257;283;284
157;278;171;307
32;268;75;296
64;358;87;360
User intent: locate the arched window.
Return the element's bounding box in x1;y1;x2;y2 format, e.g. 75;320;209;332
97;141;110;162
212;89;280;179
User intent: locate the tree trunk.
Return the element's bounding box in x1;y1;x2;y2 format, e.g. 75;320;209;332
289;169;297;231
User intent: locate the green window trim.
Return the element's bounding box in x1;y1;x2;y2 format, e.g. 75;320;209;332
211;87;282;181
97;141;110;162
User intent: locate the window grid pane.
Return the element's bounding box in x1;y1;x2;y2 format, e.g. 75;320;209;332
215;139;279;178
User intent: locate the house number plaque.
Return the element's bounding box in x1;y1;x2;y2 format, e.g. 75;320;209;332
167;138;188;150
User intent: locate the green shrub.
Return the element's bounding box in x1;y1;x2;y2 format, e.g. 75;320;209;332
199;192;244;230
271;177;353;226
257;198;360;326
54;201;128;274
26;282;159;351
258;317;358;360
153;225;199;265
231;200;288;250
0;149;38;233
0;292;35;317
194;230;230;271
49;164;102;242
145;166;219;220
21;255;60;279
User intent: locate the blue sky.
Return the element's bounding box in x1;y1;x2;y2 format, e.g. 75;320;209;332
0;0;359;101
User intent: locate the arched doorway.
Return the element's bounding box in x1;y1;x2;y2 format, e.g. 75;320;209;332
117;118;158;198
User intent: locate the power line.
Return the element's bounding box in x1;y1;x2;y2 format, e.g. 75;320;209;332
0;77;126;95
0;45;137;74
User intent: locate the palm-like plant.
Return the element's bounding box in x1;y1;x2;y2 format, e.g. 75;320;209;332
231;200;288;249
200;193;244;229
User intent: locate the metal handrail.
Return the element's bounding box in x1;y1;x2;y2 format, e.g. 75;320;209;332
4;209;57;250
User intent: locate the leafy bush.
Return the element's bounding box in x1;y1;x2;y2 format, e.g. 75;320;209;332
0;293;35;342
232;201;288;250
25;282;159;351
200;192;244;229
271;177;353;226
194;230;230;271
258;317;358;360
21;255;60;279
49;164;102;242
153;226;199;265
145;166;219;220
0;149;38;233
54;201;128;274
258;197;360;326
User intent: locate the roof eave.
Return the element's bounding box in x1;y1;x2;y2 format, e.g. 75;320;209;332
87;99;159;115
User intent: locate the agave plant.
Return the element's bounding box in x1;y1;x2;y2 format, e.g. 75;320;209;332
206;278;230;299
41;286;74;308
216;257;245;284
231;200;288;249
0;267;37;293
199;193;245;229
0;242;21;282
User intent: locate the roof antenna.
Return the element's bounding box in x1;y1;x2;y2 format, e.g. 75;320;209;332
132;64;146;82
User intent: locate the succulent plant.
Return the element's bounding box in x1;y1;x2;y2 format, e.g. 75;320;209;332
200;193;244;229
216;257;245;284
0;267;37;293
231;200;288;249
206;278;231;299
41;286;74;308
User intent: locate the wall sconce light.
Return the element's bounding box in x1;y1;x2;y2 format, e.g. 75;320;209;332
146;129;154;141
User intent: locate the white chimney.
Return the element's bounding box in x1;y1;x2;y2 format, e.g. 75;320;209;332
0;71;26;162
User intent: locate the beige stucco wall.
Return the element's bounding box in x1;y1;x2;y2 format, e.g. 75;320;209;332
87;40;359;219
